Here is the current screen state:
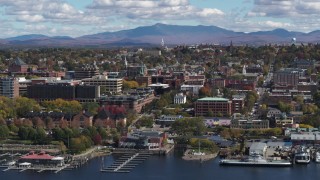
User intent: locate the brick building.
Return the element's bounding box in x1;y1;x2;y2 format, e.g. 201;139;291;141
194;97;232;117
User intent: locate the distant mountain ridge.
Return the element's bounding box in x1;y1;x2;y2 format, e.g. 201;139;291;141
1;23;320;47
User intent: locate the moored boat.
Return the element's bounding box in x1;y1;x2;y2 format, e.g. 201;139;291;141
315;152;320;163
294;146;310;164
219;154;292;167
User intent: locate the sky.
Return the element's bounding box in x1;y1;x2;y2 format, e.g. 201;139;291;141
0;0;320;38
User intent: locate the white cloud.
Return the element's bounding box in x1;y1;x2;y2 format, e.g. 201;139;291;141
88;0;225;20
17;14;44;22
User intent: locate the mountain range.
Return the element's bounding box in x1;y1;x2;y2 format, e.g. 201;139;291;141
1;23;320;47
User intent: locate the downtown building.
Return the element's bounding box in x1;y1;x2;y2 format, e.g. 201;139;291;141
27;80;99;103
0;77;19;98
81;75;123;95
194;97;232;117
74;62;99;80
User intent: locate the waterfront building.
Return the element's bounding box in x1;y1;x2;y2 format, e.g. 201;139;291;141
291;132;320;144
194;97;232;117
18;151;64;167
249;142;267;156
0;77;19;98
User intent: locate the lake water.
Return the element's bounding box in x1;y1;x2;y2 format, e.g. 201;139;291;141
1;151;320;180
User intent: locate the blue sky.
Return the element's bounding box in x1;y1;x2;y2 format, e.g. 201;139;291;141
0;0;319;38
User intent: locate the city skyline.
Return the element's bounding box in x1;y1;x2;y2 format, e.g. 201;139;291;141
1;0;320;38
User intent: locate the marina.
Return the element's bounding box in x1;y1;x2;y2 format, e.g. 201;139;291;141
100;153;151;173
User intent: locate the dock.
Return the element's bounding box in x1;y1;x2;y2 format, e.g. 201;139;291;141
101;153;151;173
0;164;71;173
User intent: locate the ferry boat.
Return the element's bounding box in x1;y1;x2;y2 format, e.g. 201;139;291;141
219;154;292;167
294;146;310;164
315;152;320;163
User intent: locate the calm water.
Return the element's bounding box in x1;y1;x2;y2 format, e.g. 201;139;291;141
1;151;320;180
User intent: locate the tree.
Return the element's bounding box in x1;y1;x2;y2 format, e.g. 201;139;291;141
313;92;320;107
0;125;9;139
199;86;212;97
14;97;40;117
294;95;304;104
82;102;99;115
138;116;154;128
171;117;206;136
18;126;30;140
36;127;47;141
257;76;264;87
8;124;19;133
123;80;139;90
93;134;102;145
278;101;292;113
52;127;66;140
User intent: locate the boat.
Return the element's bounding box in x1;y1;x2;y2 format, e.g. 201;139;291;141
294;146;310;164
219;154;292;167
315;152;320;163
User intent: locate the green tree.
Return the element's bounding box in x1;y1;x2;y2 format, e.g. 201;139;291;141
138;116;154;128
0;125;10;139
278;101;292;113
171;117;206;136
14;97;40;117
18;126;30;140
82;102;99;115
8;124;19;133
36;127;47;142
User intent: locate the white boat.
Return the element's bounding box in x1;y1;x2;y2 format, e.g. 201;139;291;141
294;146;310;164
219;154;292;167
315;152;320;163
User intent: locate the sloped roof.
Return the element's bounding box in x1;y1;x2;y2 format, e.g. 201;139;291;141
12;57;27;66
20;151;54;160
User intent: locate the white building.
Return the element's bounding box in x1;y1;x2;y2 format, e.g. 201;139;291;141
174;93;186;104
249;142;267;156
81;75;123;95
180;84;203;95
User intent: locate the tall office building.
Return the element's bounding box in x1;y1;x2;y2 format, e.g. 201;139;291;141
0;77;19;98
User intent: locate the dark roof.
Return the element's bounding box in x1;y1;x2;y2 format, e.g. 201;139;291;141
12;57;27;66
96;106;126;120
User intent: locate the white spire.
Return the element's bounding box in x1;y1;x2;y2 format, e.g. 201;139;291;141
161;38;165;47
124;56;128;69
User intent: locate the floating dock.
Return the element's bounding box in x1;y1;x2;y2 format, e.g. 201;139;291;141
101;153;151;173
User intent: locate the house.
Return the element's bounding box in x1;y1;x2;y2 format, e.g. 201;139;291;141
71;111;93;128
94;105;126;128
267;108;282;118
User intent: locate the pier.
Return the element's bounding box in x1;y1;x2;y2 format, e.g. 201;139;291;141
0;164;71;173
101;153;151;173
